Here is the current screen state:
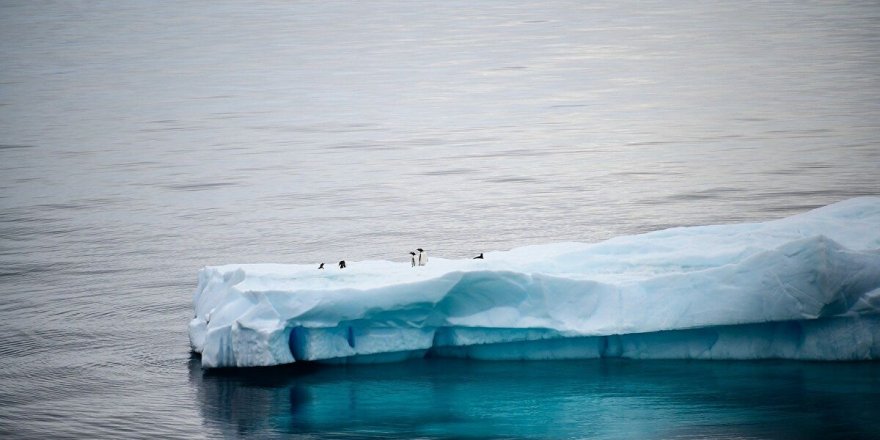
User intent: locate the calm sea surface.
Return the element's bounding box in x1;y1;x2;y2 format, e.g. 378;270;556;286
1;1;879;438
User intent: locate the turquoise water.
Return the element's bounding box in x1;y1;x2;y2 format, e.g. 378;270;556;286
194;358;880;439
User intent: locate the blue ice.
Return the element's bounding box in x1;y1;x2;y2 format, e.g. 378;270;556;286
189;197;880;368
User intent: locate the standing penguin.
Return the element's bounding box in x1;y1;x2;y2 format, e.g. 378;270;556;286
318;262;325;269
417;248;428;266
409;251;417;267
338;260;346;269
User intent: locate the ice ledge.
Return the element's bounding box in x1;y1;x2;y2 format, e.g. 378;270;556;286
189;197;880;368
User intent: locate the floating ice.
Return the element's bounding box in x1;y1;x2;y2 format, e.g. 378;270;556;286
189;197;880;368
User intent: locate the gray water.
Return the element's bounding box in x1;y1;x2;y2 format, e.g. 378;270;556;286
1;1;879;438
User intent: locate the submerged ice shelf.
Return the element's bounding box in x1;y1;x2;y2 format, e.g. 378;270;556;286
189;197;880;368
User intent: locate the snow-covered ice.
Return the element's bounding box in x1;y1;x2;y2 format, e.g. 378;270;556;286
189;197;880;368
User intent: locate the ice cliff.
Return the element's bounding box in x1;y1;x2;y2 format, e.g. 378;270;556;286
189;197;880;368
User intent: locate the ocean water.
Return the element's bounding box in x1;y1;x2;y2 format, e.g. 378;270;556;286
193;359;880;439
1;1;879;438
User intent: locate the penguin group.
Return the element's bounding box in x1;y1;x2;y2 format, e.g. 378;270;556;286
318;249;483;270
406;249;483;266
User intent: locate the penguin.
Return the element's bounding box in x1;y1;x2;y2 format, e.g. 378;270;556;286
338;260;346;269
409;251;417;267
318;262;325;269
473;253;484;259
417;248;427;266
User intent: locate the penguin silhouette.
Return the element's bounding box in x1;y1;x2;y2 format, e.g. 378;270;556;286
473;253;484;259
318;262;325;269
409;251;416;267
338;260;346;269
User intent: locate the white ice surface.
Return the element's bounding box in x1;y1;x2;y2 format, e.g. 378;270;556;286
189;197;880;368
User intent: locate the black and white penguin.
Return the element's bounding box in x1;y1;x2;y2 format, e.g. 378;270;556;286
473;253;484;259
338;260;346;269
318;262;325;269
409;251;417;267
417;248;427;266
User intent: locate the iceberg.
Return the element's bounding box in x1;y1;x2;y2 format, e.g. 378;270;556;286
189;197;880;368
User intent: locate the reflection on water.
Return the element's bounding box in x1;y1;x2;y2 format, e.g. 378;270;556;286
190;357;880;439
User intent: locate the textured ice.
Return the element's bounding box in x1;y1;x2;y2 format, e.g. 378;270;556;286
189;197;880;368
